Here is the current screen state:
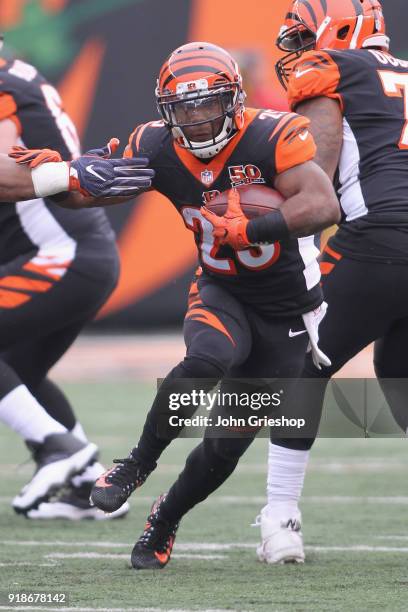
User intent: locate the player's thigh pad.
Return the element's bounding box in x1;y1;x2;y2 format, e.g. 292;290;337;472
183;277;252;373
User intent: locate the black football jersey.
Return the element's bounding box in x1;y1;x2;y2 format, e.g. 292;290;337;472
125;108;322;316
0;57;114;266
288;48;408;263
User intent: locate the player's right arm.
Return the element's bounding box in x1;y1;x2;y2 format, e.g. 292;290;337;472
0;151;44;200
8;137;154;206
287;50;344;180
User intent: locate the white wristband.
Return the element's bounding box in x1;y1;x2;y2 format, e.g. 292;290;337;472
31;162;70;198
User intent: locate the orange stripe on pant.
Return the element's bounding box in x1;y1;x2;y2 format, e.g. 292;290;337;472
0;276;53;292
0;288;31;308
185;307;236;346
320;261;335;275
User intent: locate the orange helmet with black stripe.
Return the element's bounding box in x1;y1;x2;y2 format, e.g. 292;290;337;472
155;42;245;159
276;0;389;88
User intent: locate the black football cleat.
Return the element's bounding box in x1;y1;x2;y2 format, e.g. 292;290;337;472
90;449;155;513
12;433;98;514
131;495;179;570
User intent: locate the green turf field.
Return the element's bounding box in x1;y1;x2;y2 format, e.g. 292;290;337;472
1;381;408;612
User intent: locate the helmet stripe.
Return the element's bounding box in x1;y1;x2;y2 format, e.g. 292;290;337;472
298;0;318;28
319;0;327;14
162;65;232;89
160;58;235;89
159;53;236;84
350;0;364;15
160;54;236;80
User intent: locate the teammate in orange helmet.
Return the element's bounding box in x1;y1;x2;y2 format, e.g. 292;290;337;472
257;0;408;565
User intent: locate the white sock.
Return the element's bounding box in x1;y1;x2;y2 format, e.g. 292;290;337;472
265;442;309;519
0;385;67;443
71;422;89;444
71;461;104;487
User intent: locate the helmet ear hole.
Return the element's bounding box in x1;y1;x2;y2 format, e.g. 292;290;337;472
337;25;350;40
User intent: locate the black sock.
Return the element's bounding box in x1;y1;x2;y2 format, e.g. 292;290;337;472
31;378;76;431
160;435;254;523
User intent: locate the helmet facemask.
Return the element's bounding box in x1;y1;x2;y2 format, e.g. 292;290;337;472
156;78;245;159
275;23;317;89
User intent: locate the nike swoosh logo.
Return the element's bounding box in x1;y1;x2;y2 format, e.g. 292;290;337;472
289;329;307;338
298;131;309;141
86;164;106;181
295;68;315;78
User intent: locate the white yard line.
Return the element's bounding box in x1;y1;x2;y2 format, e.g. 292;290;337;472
1;461;408;477
46;553;226;561
3;495;408;506
3;540;408;554
0;608;237;612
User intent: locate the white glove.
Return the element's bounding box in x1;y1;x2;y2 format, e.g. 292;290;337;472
301;301;332;370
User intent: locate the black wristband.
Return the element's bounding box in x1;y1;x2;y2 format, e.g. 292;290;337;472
246;209;290;244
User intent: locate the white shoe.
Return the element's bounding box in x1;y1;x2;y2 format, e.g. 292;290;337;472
255;506;305;564
27;487;129;520
12;433;98;514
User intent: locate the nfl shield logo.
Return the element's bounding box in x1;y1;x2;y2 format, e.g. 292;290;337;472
201;169;213;184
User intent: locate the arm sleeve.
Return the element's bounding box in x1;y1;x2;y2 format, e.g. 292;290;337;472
287;50;343;112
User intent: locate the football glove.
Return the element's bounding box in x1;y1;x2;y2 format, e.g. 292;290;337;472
302;301;332;370
10;138;155;198
9;146;62;168
200;188;251;251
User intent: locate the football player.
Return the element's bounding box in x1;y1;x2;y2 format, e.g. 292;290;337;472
83;42;340;568
0;52;153;519
257;0;408;564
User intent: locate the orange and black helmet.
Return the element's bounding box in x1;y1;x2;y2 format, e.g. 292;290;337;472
155;42;245;159
276;0;389;88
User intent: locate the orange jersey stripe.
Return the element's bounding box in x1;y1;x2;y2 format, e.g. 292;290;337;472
275;115;316;174
0;92;17;121
268;112;298;142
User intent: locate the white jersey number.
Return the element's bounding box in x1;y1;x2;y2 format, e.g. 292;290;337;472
41;84;81;158
182;207;280;274
378;70;408;149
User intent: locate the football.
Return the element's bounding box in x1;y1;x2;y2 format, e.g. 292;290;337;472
205;183;284;219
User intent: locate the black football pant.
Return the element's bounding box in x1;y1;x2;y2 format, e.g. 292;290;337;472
136;272;311;522
273;246;408;453
0;241;119;430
